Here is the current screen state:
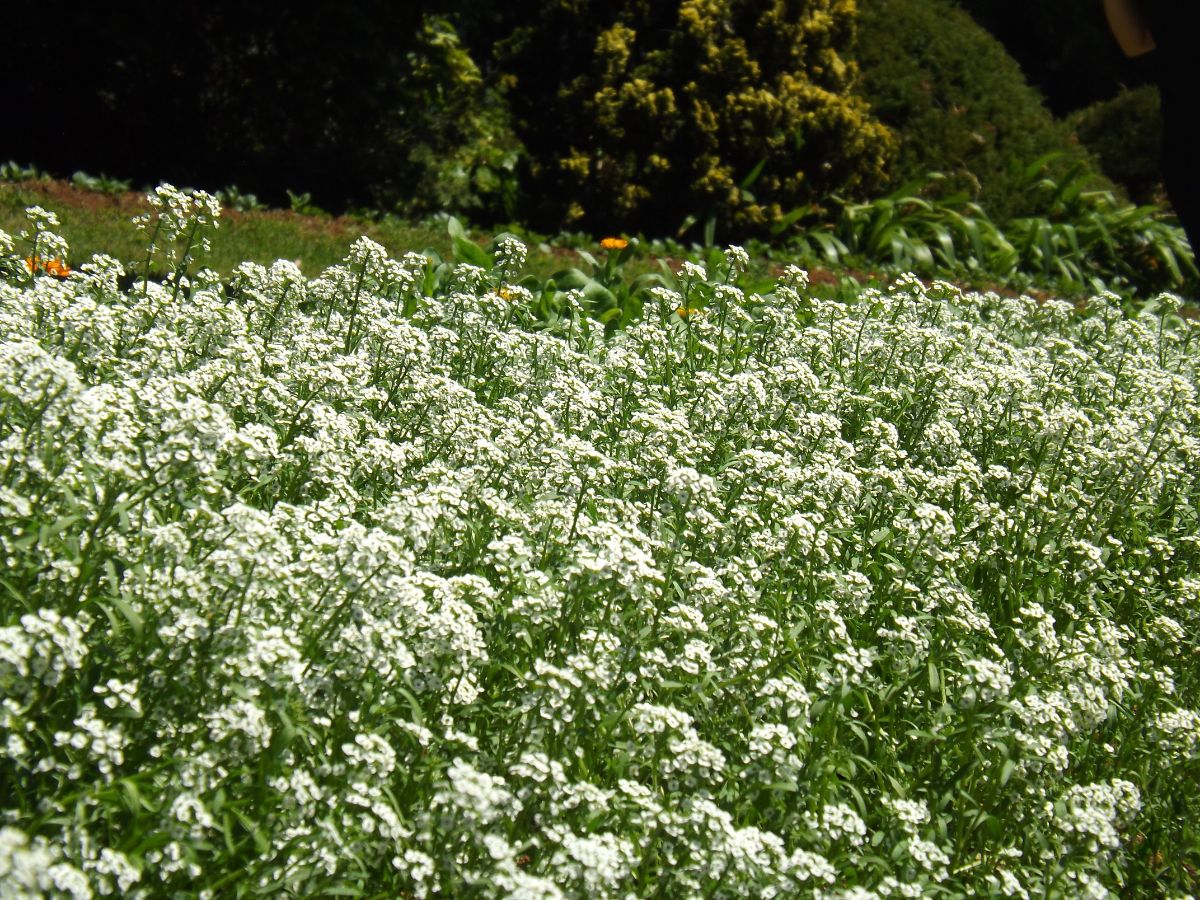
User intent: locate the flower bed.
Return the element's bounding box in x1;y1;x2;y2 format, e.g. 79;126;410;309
1;188;1198;897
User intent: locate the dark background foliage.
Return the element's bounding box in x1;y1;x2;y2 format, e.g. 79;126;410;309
1067;85;1163;206
2;0;1170;236
855;0;1094;223
5;1;502;214
954;0;1158;115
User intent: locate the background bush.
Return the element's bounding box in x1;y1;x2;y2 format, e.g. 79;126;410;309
854;0;1099;222
372;16;524;221
3;3;519;221
4;0;1176;245
953;0;1156;115
1068;85;1163;207
479;0;894;239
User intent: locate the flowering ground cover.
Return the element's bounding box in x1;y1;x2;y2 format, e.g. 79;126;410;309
1;187;1198;897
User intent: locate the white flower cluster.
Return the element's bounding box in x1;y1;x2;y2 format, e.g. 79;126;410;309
1048;779;1142;853
131;183;221;254
0;609;88;691
1;202;1198;896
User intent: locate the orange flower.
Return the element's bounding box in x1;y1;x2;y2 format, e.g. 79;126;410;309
600;237;628;251
23;256;71;277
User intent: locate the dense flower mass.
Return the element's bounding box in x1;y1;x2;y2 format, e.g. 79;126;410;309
1;192;1198;897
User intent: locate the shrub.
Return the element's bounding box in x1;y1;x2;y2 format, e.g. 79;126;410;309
375;16;525;223
6;5;521;221
854;0;1096;222
1068;85;1163;206
955;0;1154;116
485;0;894;239
201;10;522;223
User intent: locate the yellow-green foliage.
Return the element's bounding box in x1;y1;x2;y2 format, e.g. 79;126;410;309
380;16;524;222
493;0;893;237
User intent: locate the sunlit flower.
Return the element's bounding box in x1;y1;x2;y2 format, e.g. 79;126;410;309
600;236;628;250
24;256;71;277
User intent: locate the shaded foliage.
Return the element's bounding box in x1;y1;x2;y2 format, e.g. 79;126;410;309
854;0;1098;223
953;0;1157;116
1;0;1171;237
3;2;516;219
1068;85;1164;207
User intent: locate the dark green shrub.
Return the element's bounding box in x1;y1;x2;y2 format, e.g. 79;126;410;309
1068;85;1163;206
484;0;895;239
375;16;525;222
854;0;1097;222
954;0;1155;116
6;4;522;221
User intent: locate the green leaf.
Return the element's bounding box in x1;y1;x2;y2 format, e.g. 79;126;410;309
39;514;81;543
119;778;155;813
394;684;426;728
273;704;298;746
616;238;639;266
740;158;767;190
579;279;618;310
808;230;847;265
100;594;144;640
222;812;238;856
771;206;812;236
999;758;1017;786
233;809;271;855
453;236;493;270
0;575;24;604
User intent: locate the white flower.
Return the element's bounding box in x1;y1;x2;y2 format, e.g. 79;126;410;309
1049;779;1141;852
437;757;518;825
723;244;750;273
807;803;868;846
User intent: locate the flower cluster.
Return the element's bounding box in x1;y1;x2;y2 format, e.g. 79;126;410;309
1;201;1198;897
